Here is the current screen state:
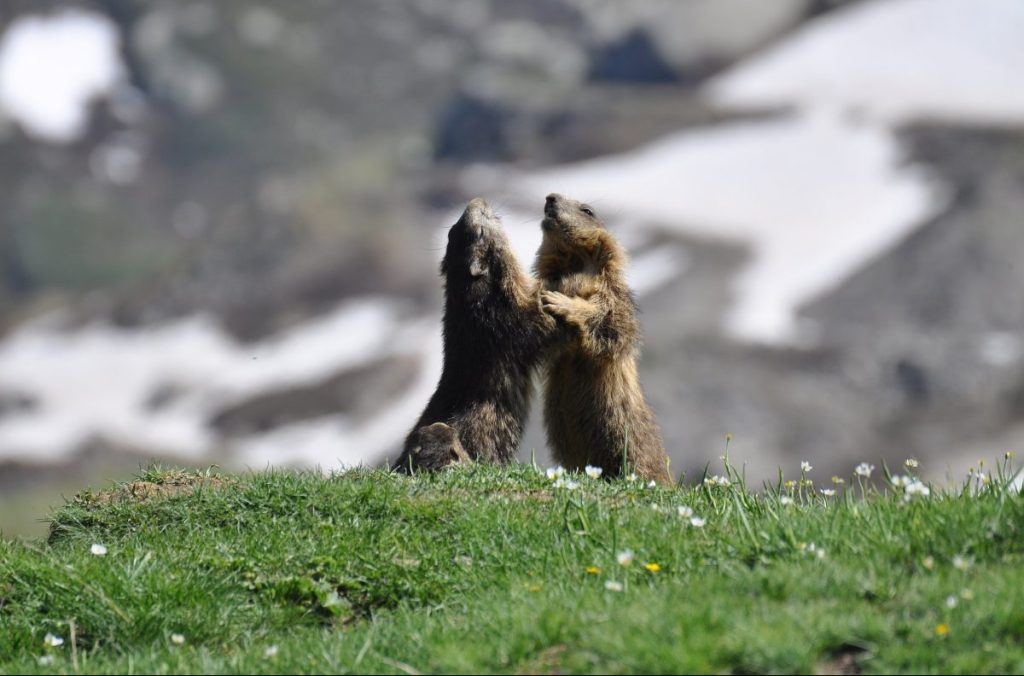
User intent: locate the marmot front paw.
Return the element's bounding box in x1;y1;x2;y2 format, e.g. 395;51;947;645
541;291;593;326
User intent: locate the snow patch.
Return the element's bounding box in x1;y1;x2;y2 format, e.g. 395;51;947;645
706;0;1024;126
0;10;123;142
0;299;410;463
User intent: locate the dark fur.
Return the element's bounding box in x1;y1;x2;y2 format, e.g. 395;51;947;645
535;193;672;485
400;422;471;471
394;199;554;472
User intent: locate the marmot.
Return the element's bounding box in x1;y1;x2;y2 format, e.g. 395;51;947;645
535;193;672;485
394;198;554;472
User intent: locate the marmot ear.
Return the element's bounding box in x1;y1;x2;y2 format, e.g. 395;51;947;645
469;258;489;277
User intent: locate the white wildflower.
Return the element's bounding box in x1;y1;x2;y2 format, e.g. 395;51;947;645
945;595;958;609
689;516;706;528
821;489;836;497
616;549;635;566
779;495;794;506
43;634;63;648
903;480;930;501
703;475;731;488
604;580;624;592
854;463;875;478
552;477;579;490
952;555;971;572
38;655;55;666
170;633;185;645
803;543;826;559
90;543;107;556
647;480;657;488
546;466;565;481
264;645;279;659
891;475;911;488
584;465;603;480
677;505;694;518
905;458;920;469
627;473;638;482
801;461;813;473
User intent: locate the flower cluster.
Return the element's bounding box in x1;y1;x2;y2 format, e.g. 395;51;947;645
891;475;930;501
597;548;665;591
675;505;706;527
702;475;731;488
552;477;579;490
952;555;972;572
798;542;826;560
545;466;579;489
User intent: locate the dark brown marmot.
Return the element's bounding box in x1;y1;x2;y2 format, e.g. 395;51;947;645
394;198;554;472
535;193;672;485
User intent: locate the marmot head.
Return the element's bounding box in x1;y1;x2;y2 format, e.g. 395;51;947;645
541;193;606;252
536;194;617;280
442;197;510;290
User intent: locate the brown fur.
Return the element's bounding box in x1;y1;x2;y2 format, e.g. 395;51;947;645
394;199;555;473
535;193;672;485
401;422;472;471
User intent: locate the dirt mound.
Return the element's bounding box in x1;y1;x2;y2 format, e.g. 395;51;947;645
80;472;236;505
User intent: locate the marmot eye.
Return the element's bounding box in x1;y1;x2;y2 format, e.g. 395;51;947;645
580;206;595;217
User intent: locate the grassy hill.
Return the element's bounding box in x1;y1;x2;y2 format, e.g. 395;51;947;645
1;459;1022;674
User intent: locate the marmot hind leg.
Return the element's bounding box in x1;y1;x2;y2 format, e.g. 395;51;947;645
395;422;471;473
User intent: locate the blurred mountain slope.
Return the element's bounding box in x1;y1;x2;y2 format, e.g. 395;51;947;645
2;0;1023;504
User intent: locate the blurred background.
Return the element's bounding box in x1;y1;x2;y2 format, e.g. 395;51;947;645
2;0;1023;536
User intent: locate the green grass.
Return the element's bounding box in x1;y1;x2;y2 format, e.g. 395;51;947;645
1;460;1022;674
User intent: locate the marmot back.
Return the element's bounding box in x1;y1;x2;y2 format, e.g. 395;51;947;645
394;199;554;472
535;193;672;485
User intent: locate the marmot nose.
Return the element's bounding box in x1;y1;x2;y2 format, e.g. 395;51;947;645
464;198;497;226
545;193;563;215
466;197;491;215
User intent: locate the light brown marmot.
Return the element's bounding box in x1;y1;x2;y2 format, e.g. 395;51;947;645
393;198;554;472
535;193;672;485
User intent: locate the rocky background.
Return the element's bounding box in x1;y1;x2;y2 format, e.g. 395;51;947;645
2;0;1022;535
